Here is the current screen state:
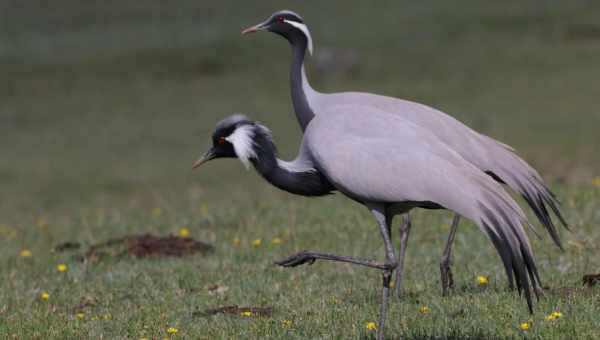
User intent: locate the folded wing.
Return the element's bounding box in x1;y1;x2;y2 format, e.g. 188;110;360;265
305;107;540;310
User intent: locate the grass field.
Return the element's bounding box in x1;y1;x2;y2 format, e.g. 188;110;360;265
2;1;600;339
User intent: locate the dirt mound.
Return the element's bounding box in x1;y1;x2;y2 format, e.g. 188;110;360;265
55;234;214;261
85;234;214;259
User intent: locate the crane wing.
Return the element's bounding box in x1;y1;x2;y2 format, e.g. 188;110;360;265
313;92;567;247
305;106;540;311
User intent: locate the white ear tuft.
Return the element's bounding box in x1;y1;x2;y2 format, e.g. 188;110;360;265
225;125;257;169
284;20;314;56
254;122;273;139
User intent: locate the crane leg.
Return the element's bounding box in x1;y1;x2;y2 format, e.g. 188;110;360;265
371;206;397;340
394;213;411;298
275;205;398;340
275;251;395;271
440;214;460;296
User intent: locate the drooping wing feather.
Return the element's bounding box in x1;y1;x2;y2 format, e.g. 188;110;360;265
474;134;568;248
308;91;567;247
304;106;540;311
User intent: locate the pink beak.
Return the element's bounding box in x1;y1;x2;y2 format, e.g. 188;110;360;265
241;21;268;35
241;25;259;35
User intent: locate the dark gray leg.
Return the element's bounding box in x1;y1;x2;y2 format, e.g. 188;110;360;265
394;213;411;298
440;214;460;296
370;206;397;340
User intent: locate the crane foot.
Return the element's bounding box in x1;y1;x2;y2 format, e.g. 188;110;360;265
275;250;396;271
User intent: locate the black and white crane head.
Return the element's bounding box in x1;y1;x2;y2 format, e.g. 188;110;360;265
192;113;333;197
192;114;264;169
242;10;313;55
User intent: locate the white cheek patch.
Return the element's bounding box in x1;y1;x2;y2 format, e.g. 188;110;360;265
284;20;313;56
225;125;257;169
255;122;272;139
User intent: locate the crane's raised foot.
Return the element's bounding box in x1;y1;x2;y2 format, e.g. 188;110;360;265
275;250;395;271
275;249;397;340
274;251;317;267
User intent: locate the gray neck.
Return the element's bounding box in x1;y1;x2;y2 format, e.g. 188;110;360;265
249;130;333;197
290;40;317;132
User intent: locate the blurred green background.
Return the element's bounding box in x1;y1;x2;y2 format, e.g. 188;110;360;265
1;1;600;339
2;0;600;218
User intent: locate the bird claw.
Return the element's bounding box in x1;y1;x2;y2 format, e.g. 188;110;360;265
274;251;316;267
275;250;390;271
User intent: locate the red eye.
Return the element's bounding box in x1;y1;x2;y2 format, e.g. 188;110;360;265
218;137;226;145
277;16;284;22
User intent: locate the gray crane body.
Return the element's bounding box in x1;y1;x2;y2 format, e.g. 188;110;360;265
194;112;540;339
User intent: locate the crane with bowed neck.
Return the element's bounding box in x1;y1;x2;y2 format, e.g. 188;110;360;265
193;112;540;340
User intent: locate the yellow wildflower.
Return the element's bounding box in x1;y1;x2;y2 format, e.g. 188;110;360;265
476;275;489;286
20;249;32;257
166;327;178;334
519;322;531;331
76;312;85;320
56;263;68;272
40;292;50;300
240;311;253;317
365;322;377;331
592;176;600;187
419;306;430;314
232;238;241;246
252;239;262;247
178;227;190;237
282;319;292;327
103;313;112;320
545;311;562;321
271;237;283;245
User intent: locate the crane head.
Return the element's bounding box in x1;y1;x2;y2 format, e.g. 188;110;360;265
193;114;265;170
241;10;313;55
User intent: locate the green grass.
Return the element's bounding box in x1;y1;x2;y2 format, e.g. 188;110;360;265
2;1;600;339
